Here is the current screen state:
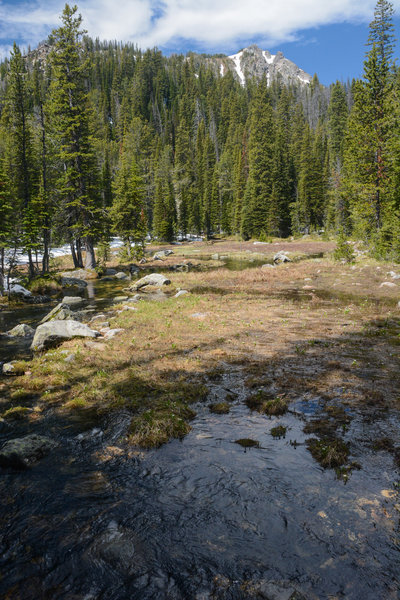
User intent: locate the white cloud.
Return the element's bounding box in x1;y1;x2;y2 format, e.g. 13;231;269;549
0;0;398;53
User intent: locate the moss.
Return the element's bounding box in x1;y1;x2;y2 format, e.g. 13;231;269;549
306;437;350;468
26;275;62;295
128;401;196;447
270;425;287;438
246;390;288;416
235;438;260;448
209;402;230;414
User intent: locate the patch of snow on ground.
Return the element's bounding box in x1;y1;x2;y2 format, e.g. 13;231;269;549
229;51;245;85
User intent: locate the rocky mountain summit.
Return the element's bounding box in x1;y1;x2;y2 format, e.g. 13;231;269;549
204;44;312;87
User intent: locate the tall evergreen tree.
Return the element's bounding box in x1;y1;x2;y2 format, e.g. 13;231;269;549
48;3;100;268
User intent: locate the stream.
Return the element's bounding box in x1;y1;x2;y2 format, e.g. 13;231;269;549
0;259;399;599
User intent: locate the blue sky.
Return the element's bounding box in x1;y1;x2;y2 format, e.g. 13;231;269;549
1;0;400;85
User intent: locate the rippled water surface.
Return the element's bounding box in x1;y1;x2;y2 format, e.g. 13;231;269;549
0;369;399;599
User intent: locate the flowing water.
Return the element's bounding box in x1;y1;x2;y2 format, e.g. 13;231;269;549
0;259;399;599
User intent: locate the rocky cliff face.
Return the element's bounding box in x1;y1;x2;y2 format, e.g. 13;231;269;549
206;44;312;87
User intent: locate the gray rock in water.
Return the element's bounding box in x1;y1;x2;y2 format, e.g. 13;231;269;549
62;296;85;306
40;303;82;324
7;323;35;337
60;276;88;289
130;273;171;291
105;268;117;275
8;284;32;300
273;252;291;264
115;272;130;280
31;320;100;351
0;434;58;469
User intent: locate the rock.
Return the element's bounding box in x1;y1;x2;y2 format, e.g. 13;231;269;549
261;264;274;269
7;324;35;337
115;272;130;280
64;353;76;363
190;312;208;319
39;303;82;324
113;296;129;302
129;273;171;291
60;276;88;289
153;250;174;259
256;580;307;600
60;269;97;281
104;328;124;340
90;314;107;323
139;258;147;264
8;284;32;300
120;306;137;312
174;290;189;298
105;268;117;275
101;276;115;282
31;320;100;351
211;253;219;260
122;296;141;304
2;361;25;376
379;281;397;288
62;296;85;306
129;264;140;274
0;434;58;469
274;252;291;264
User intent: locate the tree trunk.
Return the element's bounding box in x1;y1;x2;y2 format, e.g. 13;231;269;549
70;241;79;268
84;236;96;269
76;238;84;268
27;249;35;279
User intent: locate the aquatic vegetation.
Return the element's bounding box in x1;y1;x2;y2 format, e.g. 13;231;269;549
270;425;287;438
208;402;230;414
235;438;260;448
306;437;350;468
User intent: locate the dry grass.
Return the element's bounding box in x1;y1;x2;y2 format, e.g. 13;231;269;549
2;240;400;451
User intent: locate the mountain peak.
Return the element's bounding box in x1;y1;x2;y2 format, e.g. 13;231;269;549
215;45;311;87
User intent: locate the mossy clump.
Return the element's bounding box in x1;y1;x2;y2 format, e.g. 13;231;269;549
306;437;350;468
270;425;287;438
209;402;230;414
246;391;288;416
27;275;62;295
235;438;260;448
128;401;196;448
2;406;31;420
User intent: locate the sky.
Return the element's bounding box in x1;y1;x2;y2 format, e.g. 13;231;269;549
1;0;400;85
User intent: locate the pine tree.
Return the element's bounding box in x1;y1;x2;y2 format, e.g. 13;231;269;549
48;4;100;269
153;146;176;241
6;43;39;277
110;150;147;259
343;0;396;241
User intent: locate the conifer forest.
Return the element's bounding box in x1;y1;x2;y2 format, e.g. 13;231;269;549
1;0;400;284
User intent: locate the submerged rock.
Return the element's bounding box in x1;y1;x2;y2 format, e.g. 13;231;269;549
115;272;130;280
0;434;58;469
7;324;35;337
129;273;171;291
31;320;100;351
62;296;85;306
60;276;88;289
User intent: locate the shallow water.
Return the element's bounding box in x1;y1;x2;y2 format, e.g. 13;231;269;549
0;369;398;599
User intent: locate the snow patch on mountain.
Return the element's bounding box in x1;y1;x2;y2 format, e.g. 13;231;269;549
262;50;275;65
228;51;245;85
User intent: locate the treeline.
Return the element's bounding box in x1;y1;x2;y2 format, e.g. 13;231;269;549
0;0;399;284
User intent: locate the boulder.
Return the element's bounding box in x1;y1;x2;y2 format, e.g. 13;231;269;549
31;320;100;351
129;264;140;274
60;276;88;289
273;252;291;264
0;434;58;469
39;303;80;324
2;361;25;376
105;268;117;275
129;273;171;291
62;296;85;306
115;272;130;280
60;269;97;281
7;324;35;337
8;284;32;300
153;250;174;259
